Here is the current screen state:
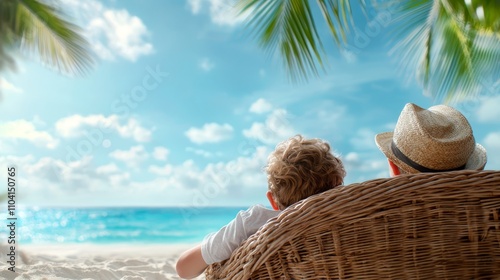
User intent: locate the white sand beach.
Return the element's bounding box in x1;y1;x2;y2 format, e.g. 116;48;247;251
0;243;205;280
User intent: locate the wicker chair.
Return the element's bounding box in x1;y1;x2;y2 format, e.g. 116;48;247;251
206;170;500;279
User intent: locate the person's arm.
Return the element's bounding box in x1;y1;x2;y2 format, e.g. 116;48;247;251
176;205;278;279
176;245;207;279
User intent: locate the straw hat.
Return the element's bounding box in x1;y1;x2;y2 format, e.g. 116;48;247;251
375;103;487;173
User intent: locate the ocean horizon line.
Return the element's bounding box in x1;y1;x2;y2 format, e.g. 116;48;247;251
6;207;254;244
15;205;255;210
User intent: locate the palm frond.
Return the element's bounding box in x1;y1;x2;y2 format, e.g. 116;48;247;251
237;0;361;82
388;0;435;87
389;0;500;103
440;0;500;33
316;0;354;45
15;0;94;76
433;7;475;102
0;1;18;72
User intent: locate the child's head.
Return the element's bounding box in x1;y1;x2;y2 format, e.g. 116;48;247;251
266;135;345;210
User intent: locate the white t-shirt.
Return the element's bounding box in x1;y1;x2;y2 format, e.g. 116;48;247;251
201;204;280;265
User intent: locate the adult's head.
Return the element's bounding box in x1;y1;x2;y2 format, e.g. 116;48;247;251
266;135;346;210
375;103;487;176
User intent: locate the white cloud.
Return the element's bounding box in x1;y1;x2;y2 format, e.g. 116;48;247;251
0;155;131;205
249;98;273;114
342;152;386;171
340;49;358;63
0;144;273;206
477;96;500;122
96;163;120;174
115;119;152;142
109;145;149;167
55;114;152;142
145;145;270;204
187;0;249;26
61;0;153;61
0;78;23;93
186;147;219;158
21;155;86;187
185;123;233;144
56;114;117;137
144;160;202;194
350;128;378;150
243;109;295;145
341;151;388;183
148;163;173;176
0;155;35;167
342;152;361;171
88;9;153;61
344;152;360;163
139;149;269;206
153;146;170;161
0;120;58;149
484;132;500;169
187;0;203;14
485;132;500;149
309;102;347;130
199;58;215;71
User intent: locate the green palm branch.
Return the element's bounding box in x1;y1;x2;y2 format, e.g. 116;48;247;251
0;0;93;76
237;0;500;102
389;0;500;102
237;0;364;82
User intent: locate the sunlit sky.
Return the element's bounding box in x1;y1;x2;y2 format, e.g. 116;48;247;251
0;0;499;207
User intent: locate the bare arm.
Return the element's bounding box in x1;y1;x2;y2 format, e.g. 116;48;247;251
176;245;207;279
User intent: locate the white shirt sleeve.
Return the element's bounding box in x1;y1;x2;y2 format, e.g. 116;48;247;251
200;205;279;265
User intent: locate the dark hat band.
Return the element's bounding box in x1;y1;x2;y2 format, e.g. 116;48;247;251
390;141;466;173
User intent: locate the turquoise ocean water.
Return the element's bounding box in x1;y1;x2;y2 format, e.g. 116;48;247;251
3;207;249;244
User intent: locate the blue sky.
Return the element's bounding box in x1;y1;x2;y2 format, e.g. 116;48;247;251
0;0;499;207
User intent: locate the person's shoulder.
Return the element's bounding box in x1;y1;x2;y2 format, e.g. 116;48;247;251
241;204;279;220
244;204;275;213
252;204;276;212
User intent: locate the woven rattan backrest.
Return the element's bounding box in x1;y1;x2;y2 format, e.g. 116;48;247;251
206;170;500;279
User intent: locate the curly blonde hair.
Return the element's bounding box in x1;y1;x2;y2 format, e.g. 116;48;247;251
266;135;346;209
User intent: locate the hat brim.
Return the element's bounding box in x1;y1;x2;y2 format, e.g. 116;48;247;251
375;132;487;173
